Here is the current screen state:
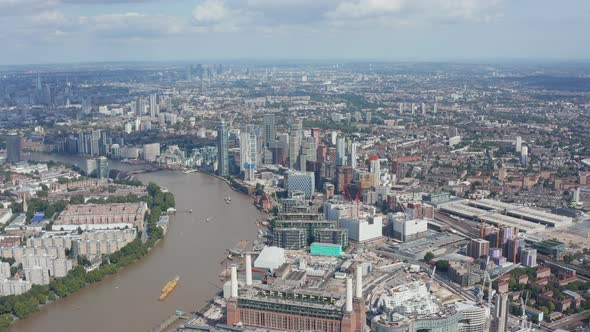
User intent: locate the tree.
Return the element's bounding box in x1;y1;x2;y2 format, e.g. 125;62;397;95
424;252;435;262
508;278;517;290
436;260;449;272
547;301;555;313
0;313;13;331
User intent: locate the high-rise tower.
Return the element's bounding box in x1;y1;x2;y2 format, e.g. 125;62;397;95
217;119;229;176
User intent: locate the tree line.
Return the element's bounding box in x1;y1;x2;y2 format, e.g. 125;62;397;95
0;182;174;331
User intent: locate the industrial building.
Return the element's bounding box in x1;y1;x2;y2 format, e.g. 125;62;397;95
226;256;366;332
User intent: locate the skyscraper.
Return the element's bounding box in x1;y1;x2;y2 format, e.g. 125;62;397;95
433;97;438;114
468;238;490;259
336;137;346;166
217;119;229;176
515;136;522;152
186;65;193;81
311;128;321;147
5;133;21;163
96;156;110;179
135;97;143;115
369;155;380;187
350;142;358;169
288;118;302;170
149;94;159;118
491;293;509;332
240;126;257;181
520;146;529;166
35;73;42;91
262;114;276;146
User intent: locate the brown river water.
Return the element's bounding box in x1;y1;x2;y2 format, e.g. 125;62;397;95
8;154;263;332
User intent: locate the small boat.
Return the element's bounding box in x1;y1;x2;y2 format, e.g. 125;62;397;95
206;217;212;223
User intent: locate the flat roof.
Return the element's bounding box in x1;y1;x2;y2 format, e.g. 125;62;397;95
439;204;488;218
440;203;547;233
478;213;546;233
468;199;573;228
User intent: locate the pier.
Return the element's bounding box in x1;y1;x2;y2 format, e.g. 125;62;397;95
149;311;189;332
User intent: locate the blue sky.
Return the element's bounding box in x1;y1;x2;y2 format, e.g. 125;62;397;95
1;0;589;64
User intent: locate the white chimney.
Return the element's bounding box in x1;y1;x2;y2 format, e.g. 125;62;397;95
231;265;238;298
345;277;353;312
355;267;362;299
245;254;253;286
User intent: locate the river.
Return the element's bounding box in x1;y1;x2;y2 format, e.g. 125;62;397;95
8;154;264;332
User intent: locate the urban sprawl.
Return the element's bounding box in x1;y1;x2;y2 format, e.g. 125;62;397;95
1;62;590;332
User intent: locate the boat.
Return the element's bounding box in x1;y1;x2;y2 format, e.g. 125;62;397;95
159;276;180;301
205;217;212;223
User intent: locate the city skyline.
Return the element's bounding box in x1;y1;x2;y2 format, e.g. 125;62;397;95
1;0;590;65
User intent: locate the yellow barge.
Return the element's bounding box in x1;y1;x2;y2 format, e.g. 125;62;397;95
159;276;180;301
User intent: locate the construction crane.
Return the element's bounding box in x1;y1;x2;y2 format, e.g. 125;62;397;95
479;256;491;303
427;265;436;292
520;291;531;330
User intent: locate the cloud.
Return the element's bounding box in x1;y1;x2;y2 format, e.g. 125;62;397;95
191;0;261;32
87;12;188;39
325;0;503;25
0;0;59;17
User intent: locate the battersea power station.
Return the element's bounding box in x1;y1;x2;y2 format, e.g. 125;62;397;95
225;254;366;332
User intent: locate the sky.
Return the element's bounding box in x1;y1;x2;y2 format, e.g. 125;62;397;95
1;0;589;65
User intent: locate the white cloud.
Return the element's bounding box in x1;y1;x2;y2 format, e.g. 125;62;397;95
90;12;189;38
325;0;503;25
191;0;257;31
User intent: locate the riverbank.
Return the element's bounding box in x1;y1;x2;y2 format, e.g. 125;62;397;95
8;155;264;332
0;182;173;332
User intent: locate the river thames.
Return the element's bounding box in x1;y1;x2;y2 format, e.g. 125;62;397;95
8;154;264;332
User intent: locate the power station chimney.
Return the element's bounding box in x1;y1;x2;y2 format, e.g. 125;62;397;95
245;254;253;286
230;265;238;298
355;267;362;299
345;277;353;312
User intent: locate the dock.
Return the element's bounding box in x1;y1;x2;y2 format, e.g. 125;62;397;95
149;311;189;332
